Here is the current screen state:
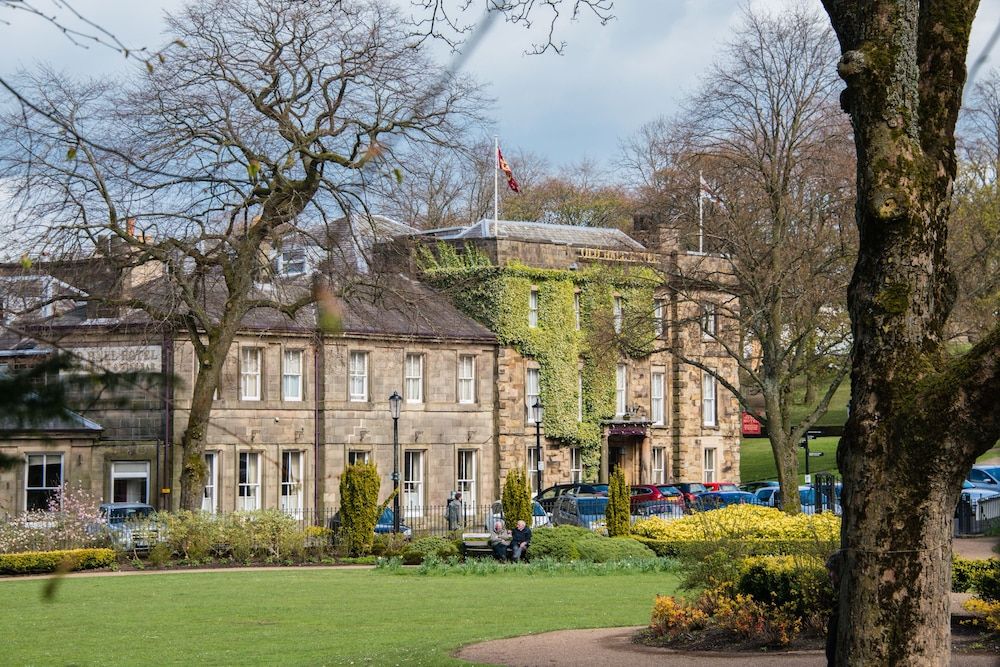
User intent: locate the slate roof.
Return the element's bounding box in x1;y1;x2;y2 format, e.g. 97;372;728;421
0;408;103;434
423;219;646;250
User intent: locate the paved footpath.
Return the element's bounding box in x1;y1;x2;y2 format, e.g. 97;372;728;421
454;627;998;667
456;536;999;667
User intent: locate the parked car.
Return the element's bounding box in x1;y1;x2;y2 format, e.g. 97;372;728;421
631;499;685;520
960;479;1000;504
98;502;163;552
740;480;780;494
694;491;760;510
703;481;741;493
673;482;708;507
484;500;549;531
328;507;412;538
535;483;607;513
551;495;609;532
966;465;1000;491
629;485;684;512
755;486;838;513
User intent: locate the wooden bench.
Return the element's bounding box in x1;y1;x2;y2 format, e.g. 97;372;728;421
460;532;495;559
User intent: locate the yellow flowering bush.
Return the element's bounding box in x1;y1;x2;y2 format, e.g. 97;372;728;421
963;598;1000;633
632;504;840;543
649;594;708;639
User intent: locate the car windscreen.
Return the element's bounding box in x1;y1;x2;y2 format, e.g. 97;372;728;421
108;507;153;521
656;486;680;495
688;484;707;493
577;499;609;515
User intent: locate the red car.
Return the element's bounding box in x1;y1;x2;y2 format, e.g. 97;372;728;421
703;481;740;493
629;484;685;508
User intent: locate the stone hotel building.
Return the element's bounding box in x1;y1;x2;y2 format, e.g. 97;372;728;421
0;215;739;518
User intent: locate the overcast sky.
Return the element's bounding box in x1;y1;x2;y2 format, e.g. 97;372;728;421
1;0;998;175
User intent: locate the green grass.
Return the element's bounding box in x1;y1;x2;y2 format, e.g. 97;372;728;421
742;436;1000;483
740;436;841;484
786;381;851;428
0;569;676;665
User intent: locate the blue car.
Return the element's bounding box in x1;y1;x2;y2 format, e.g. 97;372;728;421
551;495;609;532
694;491;760;510
330;507;412;538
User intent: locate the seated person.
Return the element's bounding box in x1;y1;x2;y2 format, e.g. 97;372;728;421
489;520;511;560
511;519;532;562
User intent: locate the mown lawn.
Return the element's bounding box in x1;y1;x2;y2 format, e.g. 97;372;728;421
740;436;841;484
0;568;676;665
741;436;1000;484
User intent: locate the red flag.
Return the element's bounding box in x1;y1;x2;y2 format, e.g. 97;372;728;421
497;146;520;193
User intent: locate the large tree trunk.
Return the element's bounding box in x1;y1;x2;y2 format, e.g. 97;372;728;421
177;333;231;511
821;1;1000;663
762;384;801;513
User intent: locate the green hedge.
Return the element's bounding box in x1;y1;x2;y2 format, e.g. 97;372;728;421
952;557;1000;599
633;536;834;559
530;526;655;562
737;556;833;618
401;537;459;565
0;548;116;574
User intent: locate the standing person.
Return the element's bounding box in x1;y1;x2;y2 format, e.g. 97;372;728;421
511;519;532;562
447;491;462;531
489;520;511;560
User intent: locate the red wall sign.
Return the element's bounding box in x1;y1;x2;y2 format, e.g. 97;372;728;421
741;412;762;436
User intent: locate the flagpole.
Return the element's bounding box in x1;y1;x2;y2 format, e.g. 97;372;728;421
494;136;499;234
698;170;704;254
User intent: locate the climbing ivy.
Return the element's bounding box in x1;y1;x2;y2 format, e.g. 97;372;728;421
420;243;659;479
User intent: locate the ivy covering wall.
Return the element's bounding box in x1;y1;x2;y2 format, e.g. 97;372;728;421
418;243;659;475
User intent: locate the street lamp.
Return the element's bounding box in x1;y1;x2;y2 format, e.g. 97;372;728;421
389;391;402;533
532;398;544;496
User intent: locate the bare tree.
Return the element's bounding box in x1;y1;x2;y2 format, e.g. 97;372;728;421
624;6;856;512
0;0;483;509
951;69;1000;341
375;138;549;227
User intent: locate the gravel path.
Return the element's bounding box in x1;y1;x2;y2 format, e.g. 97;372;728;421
454;627;999;667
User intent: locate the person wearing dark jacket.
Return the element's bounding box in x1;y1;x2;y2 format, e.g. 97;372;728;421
511;520;532;561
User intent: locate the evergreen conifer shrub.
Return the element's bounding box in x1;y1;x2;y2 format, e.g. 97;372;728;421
606;466;631;537
339;463;381;556
502;468;532;527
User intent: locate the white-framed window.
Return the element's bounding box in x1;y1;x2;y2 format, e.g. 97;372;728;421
278;246;307;276
202;452;218;514
240;347;261;401
577;370;584;422
527;447;540;496
703;448;717;483
654;299;665;337
458;355;476;404
525;367;540;422
652;447;666;484
237;452;261;511
348;450;370;466
349;351;368;402
280;451;303;516
283;349;303;401
651;371;665;425
702;370;718;427
570;447;583;483
701;302;717;338
574;291;581;330
613;296;623;333
25;453;63;511
616;363;628;416
528;288;539;328
403;450;424;518
457;449;477;513
404;353;423;403
111;461;149;504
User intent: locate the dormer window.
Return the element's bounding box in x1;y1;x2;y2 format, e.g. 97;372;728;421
278;247;307;276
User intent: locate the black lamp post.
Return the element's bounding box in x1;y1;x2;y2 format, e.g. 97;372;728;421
389;391;402;533
532;398;544;496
